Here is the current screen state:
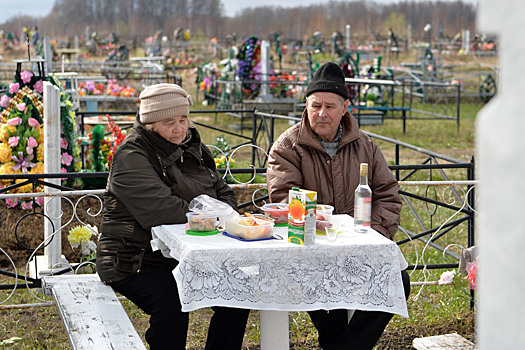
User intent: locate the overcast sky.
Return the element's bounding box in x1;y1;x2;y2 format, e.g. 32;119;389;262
0;0;478;24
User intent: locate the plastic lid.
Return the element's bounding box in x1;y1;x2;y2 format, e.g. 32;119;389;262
186;229;219;236
262;202;288;209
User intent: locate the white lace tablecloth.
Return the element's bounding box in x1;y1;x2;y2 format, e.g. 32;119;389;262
151;215;408;318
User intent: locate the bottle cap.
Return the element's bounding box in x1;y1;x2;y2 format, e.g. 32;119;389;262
360;163;368;176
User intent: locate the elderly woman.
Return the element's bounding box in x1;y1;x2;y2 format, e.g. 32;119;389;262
96;84;250;350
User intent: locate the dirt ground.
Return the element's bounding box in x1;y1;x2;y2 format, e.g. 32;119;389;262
378;313;475;349
0;196;102;269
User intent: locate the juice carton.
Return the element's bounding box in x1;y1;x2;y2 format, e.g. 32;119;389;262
288;187;317;245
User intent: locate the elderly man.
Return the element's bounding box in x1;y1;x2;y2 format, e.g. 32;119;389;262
267;62;409;349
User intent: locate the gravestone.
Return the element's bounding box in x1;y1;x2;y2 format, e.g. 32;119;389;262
476;0;525;348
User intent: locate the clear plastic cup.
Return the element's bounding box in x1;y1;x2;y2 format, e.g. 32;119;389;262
325;224;338;242
316;204;335;234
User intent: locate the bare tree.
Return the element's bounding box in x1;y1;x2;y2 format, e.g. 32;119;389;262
0;0;477;46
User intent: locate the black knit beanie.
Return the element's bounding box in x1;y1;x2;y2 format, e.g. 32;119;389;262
305;62;349;100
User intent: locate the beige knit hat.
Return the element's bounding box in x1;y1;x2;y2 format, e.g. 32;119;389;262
139;83;193;124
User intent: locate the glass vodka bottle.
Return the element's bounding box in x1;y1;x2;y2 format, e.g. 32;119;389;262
354;163;372;233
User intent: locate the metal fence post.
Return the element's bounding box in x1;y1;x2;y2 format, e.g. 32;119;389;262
467;156;475;248
395;144;400;180
456;82;461;132
252;110;258;166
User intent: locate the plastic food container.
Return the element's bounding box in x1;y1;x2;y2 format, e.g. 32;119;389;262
186;212;218;232
316;204;334;234
225;217;274;240
262;203;289;226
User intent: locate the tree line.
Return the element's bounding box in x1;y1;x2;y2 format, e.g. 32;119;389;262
2;0;477;44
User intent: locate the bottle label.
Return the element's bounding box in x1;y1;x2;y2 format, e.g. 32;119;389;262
356;197;371;227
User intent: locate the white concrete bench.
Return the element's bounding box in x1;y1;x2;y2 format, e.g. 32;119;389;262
413;333;477;349
42;274;146;350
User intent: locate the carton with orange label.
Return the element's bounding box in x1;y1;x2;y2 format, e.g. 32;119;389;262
288;187;317;245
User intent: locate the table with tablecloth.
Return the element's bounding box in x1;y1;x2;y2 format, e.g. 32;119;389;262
151;214;408;349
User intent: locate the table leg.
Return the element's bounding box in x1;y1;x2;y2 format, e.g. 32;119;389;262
260;310;289;350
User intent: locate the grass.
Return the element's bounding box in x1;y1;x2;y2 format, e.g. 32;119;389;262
0;99;482;348
0;272;475;349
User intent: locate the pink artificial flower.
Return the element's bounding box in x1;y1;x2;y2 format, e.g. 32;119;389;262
26;136;38;155
61;152;73;166
28;136;38;148
33;80;44;94
28;118;40;128
21;70;34;84
0;95;10;108
6;198;18;208
467;260;478;290
16;102;26;112
7;117;22;126
438;270;456;285
8;136;20;147
35;196;45;206
60;138;68;149
21;201;33;210
9;82;19;94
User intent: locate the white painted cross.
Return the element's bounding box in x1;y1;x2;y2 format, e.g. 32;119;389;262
43;37;52;74
477;1;525;348
346;24;351;51
259;40;271;99
463;30;470;55
43;82;63;271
